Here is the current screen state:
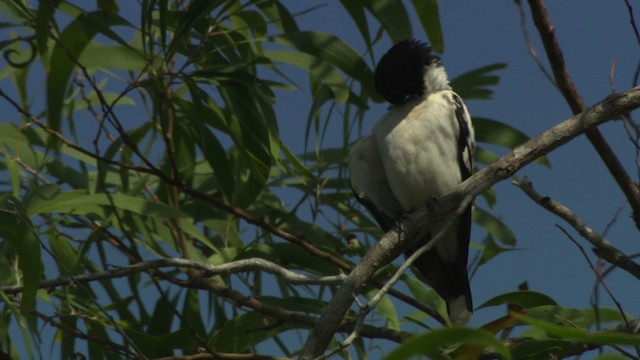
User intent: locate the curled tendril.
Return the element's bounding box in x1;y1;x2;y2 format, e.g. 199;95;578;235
3;36;37;68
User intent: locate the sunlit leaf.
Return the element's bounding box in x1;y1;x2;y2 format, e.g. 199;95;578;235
510;339;572;360
79;43;146;71
47;11;129;132
478;234;514;265
210;312;291;352
383;327;512;360
27;192;191;218
365;0;412;44
365;289;400;330
411;0;443;53
477;291;557;310
451;63;507;100
272;32;377;99
515;312;640;346
473;207;516;246
0;194;43;314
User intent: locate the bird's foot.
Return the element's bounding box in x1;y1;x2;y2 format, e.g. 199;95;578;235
426;195;441;212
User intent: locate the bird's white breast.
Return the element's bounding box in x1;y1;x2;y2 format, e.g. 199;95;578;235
373;92;462;212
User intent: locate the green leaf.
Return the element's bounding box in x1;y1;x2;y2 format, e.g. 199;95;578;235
280;141;314;179
181;289;206;340
221;85;273;207
266;50;350;103
175;98;235;199
383;327;512;360
210;312;290;352
36;0;58;70
365;289;399;330
477;291;557;310
0;252;17;285
515;312;640;346
0;124;39;168
451;63;507;100
271;32;376;99
592;354;629;360
97;0;119;15
478;234;514;265
365;0;412;44
475;117;530;149
411;0;444;53
525;305;588;327
472;207;516;246
404;277;447;321
49;232;81;275
47;11;129;132
340;1;372;57
0;194;43;314
475;118;552;168
78;43;146;71
166;1;221;57
256;0;299;33
510;339;572;360
27;192;190;219
581;307;629;327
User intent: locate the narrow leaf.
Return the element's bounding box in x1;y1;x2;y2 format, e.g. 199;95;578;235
473;207;516;246
384;327;511;360
451;63;507;100
477;291;557;310
0;194;43;314
411;0;444;53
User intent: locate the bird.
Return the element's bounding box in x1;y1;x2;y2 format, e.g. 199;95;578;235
348;39;475;325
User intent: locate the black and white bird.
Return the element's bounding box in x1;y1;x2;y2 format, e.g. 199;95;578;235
348;39;475;325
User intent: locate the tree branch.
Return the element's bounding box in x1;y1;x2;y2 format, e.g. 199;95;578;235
322;208;466;359
299;88;640;359
0;257;347;295
515;178;640;280
527;0;640;228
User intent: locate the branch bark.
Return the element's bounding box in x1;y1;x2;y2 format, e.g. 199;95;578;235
0;257;346;295
299;88;640;359
527;0;640;228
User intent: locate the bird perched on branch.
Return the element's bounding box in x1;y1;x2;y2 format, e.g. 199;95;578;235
348;39;475;325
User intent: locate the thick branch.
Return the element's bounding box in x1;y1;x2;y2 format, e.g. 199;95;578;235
299;88;640;359
516;178;640;280
528;0;640;227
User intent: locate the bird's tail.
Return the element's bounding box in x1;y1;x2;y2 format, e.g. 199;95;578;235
445;281;473;325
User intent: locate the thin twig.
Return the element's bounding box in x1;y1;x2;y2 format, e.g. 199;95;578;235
516;178;640;280
555;224;630;326
623;0;640;47
514;0;556;87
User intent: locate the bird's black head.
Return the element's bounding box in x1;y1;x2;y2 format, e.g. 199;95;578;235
374;39;442;105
